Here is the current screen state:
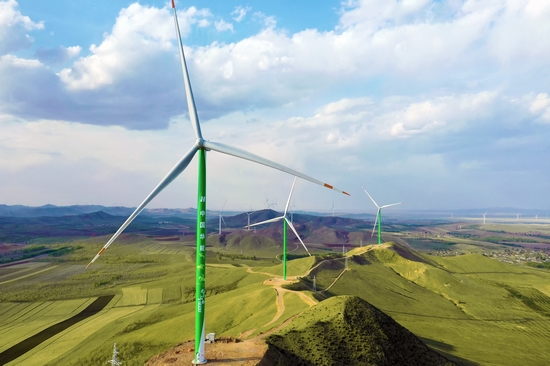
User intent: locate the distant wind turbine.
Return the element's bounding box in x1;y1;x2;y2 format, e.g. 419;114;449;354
362;187;404;245
483;211;488;225
218;200;227;235
243;209;256;231
249;177;312;280
289;200;297;224
265;195;278;210
86;1;349;363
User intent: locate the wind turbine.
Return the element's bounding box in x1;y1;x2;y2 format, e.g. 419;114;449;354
362;187;403;245
249;177;311;280
483;211;488;225
289;200;297;224
218;199;227;235
86;1;349;364
243;209;255;231
264;195;279;210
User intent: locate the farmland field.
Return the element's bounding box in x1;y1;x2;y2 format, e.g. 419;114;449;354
1;226;550;365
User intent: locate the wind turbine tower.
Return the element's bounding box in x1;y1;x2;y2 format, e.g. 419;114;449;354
362;187;404;245
289;201;296;224
249;177;315;280
313;275;316;292
244;210;255;231
218;200;227;235
86;2;350;364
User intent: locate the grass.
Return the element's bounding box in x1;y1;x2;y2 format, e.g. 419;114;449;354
0;298;93;352
253;256;316;278
325;245;550;366
115;287;148;307
3;233;550;366
262;296;453;366
0;235;299;365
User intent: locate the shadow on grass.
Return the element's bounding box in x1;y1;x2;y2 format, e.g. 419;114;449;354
0;294;115;364
421;337;455;351
421;337;480;366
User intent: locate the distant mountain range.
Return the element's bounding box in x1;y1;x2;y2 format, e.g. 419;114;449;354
0;204;547;220
0;204;201;218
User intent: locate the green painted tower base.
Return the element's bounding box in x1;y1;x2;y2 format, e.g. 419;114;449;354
283;219;287;280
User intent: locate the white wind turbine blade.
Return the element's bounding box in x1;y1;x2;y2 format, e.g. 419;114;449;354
371;208;380;238
283;177;298;216
285;217;311;256
362;187;380;208
86;145;199;268
248;215;284;228
172;0;202;139
380;202;404;209
203;141;350;196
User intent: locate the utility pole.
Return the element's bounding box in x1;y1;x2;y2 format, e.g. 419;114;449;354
108;343;122;366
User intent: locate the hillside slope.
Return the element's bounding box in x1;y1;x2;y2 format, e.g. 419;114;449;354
258;295;455;366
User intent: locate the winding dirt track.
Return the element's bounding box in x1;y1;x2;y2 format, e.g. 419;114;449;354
147;250;370;365
245;266;317;327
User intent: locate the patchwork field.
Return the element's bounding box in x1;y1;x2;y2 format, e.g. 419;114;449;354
0;230;549;365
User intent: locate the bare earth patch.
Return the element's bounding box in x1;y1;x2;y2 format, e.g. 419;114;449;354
145;338;267;366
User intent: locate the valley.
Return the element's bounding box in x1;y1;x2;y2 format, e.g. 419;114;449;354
0;209;549;365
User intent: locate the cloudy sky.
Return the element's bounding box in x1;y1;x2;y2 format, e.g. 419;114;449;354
1;0;549;213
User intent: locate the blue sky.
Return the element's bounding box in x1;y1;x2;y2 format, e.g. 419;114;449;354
1;0;550;213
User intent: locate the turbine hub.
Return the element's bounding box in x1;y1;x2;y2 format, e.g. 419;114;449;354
196;138;205;148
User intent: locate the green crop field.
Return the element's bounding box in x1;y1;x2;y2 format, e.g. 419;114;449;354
0;234;302;365
2;232;550;365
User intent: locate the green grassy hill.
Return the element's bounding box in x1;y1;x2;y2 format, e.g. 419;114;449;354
2;233;550;366
259;295;455;366
318;243;550;366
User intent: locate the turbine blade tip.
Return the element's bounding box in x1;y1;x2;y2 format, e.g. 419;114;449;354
343;191;351;196
85;262;93;269
171;0;175;9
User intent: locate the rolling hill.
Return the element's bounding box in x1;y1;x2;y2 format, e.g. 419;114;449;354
259;295;455;366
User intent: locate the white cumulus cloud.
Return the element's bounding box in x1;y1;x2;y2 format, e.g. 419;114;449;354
0;0;44;54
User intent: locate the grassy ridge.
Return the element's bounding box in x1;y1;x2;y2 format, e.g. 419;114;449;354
260;296;454;366
323;244;550;366
3;234;550;366
0;235;286;365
